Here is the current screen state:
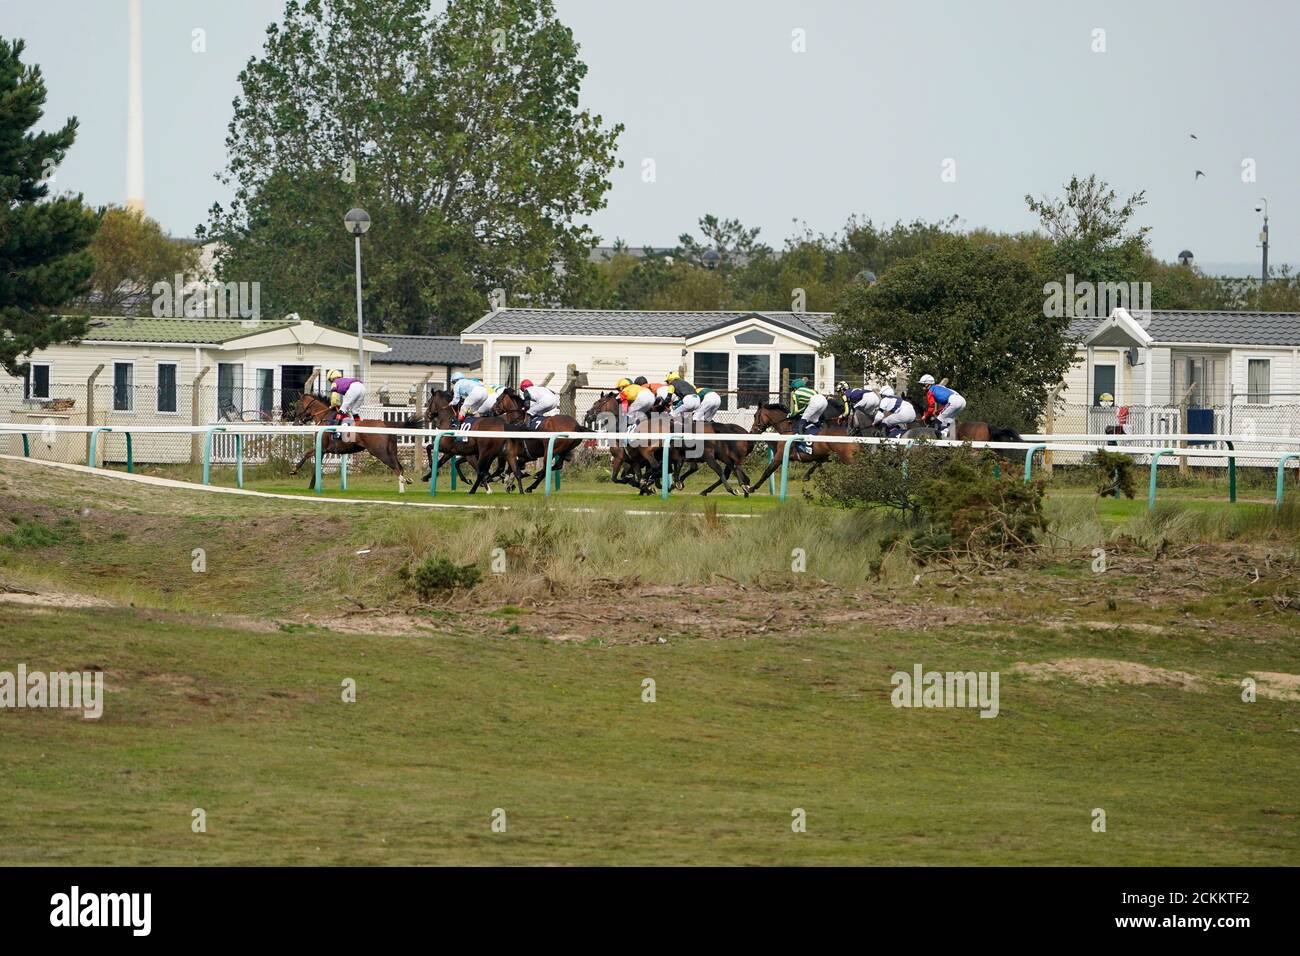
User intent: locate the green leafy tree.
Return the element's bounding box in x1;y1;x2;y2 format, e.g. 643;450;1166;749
86;206;200;312
201;0;622;335
0;37;97;376
825;234;1070;428
1027;174;1150;294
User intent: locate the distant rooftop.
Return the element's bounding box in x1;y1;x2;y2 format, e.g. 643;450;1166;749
82;315;297;344
462;308;835;341
368;334;482;366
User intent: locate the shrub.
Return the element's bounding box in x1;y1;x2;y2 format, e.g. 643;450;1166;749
407;553;482;598
813;442;951;518
912;451;1048;565
1088;449;1137;498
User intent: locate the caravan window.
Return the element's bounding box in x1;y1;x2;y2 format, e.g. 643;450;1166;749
1246;359;1271;404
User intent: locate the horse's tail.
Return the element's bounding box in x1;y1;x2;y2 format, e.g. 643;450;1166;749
987;426;1023;444
394;414;427;429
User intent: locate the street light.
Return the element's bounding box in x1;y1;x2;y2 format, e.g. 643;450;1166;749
344;208;371;379
1254;199;1269;285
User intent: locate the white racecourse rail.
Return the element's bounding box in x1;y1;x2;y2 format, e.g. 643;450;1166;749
2;422;1299;508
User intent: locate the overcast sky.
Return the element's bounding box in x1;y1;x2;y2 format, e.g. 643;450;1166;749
10;0;1298;271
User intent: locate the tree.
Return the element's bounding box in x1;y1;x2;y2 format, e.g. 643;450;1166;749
86;206;200;312
0;36;97;376
1026;174;1149;288
824;234;1072;429
201;0;622;335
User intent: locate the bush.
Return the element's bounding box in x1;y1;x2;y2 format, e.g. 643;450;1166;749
1088;449;1137;498
912;451;1047;564
813;442;951;518
406;553;482;597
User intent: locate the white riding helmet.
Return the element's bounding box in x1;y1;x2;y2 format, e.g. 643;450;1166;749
450;371;464;383
881;385;895;397
919;374;936;386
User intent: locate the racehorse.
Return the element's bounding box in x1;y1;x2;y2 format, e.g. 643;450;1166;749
583;391;686;495
289;394;414;492
419;389;495;487
677;421;755;496
425;396;512;494
490;387;587;493
745;403;859;493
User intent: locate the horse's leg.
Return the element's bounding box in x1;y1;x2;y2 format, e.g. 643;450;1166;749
803;460;823;481
701;455;735;496
374;438;408;493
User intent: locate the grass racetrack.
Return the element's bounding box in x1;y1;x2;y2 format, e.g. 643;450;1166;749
2;455;1298;865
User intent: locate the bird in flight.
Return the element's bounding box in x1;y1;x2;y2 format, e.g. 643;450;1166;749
1194;170;1205;179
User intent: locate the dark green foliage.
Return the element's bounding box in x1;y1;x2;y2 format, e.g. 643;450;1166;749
814;441;950;518
407;553;482;597
0;36;98;375
1089;449;1137;499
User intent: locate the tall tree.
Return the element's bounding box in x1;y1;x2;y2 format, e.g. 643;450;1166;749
0;36;97;376
85;206;200;312
201;0;622;335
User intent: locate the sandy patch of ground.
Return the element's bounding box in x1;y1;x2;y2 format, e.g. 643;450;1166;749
1012;657;1206;692
1250;671;1300;702
0;586;114;609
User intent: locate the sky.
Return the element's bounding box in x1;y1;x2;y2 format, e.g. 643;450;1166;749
8;0;1298;272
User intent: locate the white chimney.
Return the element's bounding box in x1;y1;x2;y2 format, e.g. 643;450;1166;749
125;0;145;213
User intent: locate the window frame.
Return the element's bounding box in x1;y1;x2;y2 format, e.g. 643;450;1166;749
112;361;135;412
1245;357;1272;404
27;361;52;401
155;361;179;415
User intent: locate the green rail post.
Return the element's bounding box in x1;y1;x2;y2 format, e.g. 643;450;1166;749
88;427;111;469
339;453;348;492
1225;440;1235;504
429;430;447;497
1148;449;1175;510
1277;453;1300;509
660;431;673;501
234;433;243;489
766;443;776;495
22;432;30;457
543;433;561;497
202;426;223;485
313;427;338;496
1024;443;1047;482
124;432;133;473
450;455;458;490
778;435;796;501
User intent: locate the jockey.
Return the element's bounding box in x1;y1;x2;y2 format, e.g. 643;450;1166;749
919;374;966;439
665;371;700;421
693;385;722;422
519;379;558;428
789;377;826;435
327;370;365;425
618;377;655;429
874;387;917;437
451;371;488;421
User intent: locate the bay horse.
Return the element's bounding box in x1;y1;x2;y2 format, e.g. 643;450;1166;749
426;398;511;494
490;387;588;493
583;391;686;495
745;403;859;494
289;394;413;492
419;389;492;487
676;420;756;496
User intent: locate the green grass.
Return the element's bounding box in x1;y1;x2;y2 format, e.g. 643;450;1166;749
2;456;1298;865
3;602;1296;865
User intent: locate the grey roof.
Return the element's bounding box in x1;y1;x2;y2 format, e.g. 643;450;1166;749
368;334;482;366
1130;310;1300;346
461;308;836;341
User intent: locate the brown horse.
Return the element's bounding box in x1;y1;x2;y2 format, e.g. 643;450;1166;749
924;418;1023;444
289;394;413;492
490;388;587;493
746;403;858;494
419;389;496;487
583;391;686;495
677;420;755;496
421;399;509;494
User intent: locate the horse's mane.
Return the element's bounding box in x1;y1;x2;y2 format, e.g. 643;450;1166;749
761;402;789;413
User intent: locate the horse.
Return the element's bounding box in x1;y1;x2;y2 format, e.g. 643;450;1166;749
490;387;588;493
745;403;860;493
676;420;755;496
289;394;414;492
583;391;686;495
425;397;512;494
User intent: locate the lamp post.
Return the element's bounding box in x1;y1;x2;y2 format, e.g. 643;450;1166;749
344;208;371;379
1255;199;1269;286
